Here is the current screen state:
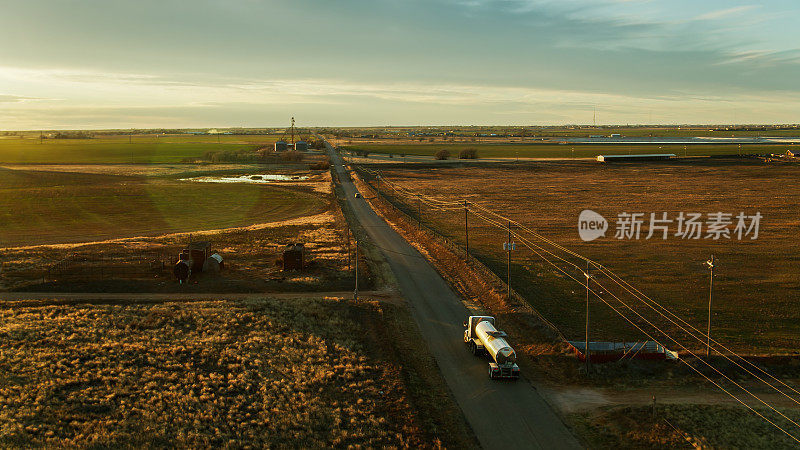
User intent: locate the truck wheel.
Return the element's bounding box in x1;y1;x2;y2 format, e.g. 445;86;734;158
488;367;495;379
470;341;477;355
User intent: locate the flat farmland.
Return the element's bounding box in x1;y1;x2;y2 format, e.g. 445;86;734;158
330;125;800;139
342;142;785;159
0;134;279;164
368;160;800;354
0;297;443;447
0;166;328;247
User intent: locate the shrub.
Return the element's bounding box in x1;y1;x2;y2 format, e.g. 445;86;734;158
203;149;261;163
309;157;331;170
434;149;451;160
459;148;478;159
281;150;304;162
308;139;326;150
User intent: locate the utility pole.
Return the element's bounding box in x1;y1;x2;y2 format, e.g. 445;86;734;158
291;117;295;146
585;260;593;373
705;255;715;358
354;239;359;300
506;221;513;301
346;227;351;271
464;200;469;262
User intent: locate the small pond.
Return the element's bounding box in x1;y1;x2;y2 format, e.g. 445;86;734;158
180;174;309;184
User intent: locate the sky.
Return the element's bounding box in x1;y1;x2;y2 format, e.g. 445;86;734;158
1;0;799;129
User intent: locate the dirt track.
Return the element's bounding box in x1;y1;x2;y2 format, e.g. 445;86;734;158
328;143;581;449
0;291;394;306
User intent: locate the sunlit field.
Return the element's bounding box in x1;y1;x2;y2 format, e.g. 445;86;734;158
328;125;800;139
0;298;429;447
0;133;281;164
0;167;328;247
364;160;800;354
341;142;787;159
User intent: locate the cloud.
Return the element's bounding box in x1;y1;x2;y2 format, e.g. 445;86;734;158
1;0;799;128
693;5;759;21
0;94;39;103
3;64;800;129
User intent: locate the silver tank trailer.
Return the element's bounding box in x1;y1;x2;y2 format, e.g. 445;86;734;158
474;320;517;365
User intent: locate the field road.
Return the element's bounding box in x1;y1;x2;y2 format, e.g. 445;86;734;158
326;142;582;449
0;291;387;306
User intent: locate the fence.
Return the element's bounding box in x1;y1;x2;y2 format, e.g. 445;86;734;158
353;166;566;341
44;250;177;283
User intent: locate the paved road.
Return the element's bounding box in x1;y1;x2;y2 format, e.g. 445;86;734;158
327;143;582;449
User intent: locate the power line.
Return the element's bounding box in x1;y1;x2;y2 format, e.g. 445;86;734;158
362;167;800;440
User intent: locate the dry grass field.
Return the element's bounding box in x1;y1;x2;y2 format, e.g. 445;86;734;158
0;297;446;447
0;210;366;293
571;404;800;449
366;159;800;354
341;142;785;159
328;125;800;140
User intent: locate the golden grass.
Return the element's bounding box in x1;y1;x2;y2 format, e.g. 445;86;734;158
370;161;800;354
571;404;800;449
0;297;429;447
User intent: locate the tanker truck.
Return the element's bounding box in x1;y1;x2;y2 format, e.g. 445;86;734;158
463;316;520;380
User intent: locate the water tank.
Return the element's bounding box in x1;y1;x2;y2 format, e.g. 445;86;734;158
294;141;308;152
203;253;224;274
282;243;305;271
274;140;288;152
475;320;516;365
173;260;191;282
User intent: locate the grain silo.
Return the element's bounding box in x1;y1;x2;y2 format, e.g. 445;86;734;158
294;141;308;152
274;140;288;152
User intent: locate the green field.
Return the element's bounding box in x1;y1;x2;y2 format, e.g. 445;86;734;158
0;167;327;247
0;134;280;164
341;142;792;159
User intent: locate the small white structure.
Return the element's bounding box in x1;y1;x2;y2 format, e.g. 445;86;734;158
597;153;675;162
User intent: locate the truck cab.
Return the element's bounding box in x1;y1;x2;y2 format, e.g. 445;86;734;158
463;315;493;355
